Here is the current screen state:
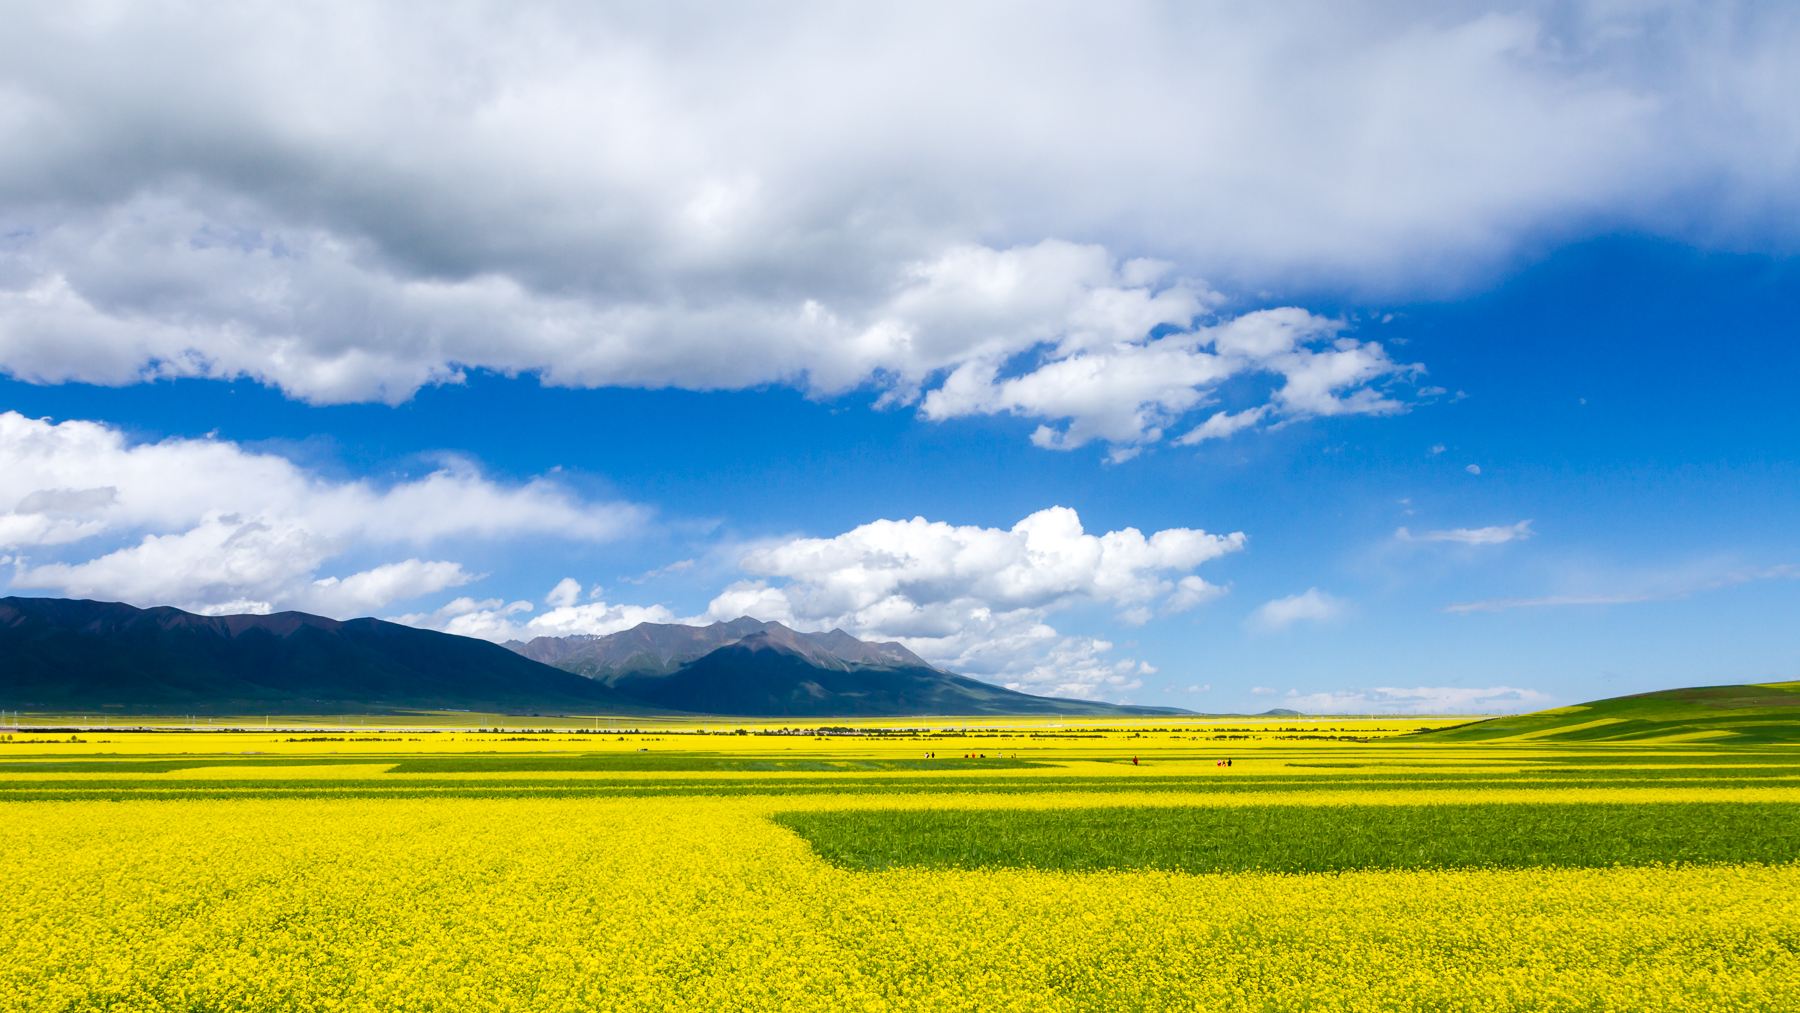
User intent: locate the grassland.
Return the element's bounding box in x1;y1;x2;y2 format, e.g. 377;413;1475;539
1419;679;1800;743
3;700;1798;1011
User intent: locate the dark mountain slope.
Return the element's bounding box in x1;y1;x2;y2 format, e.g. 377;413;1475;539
0;596;630;714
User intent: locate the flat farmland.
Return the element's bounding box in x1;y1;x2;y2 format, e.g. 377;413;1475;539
2;715;1797;1011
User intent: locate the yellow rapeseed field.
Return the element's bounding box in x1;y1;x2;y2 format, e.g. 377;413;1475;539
2;719;1796;1011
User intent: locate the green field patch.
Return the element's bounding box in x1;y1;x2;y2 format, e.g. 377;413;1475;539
775;802;1800;874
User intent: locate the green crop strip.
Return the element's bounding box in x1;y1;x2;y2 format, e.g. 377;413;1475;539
774;802;1800;874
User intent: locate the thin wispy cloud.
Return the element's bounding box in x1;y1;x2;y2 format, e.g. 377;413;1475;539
1247;589;1346;633
1282;685;1550;715
1397;520;1533;546
1446;563;1800;614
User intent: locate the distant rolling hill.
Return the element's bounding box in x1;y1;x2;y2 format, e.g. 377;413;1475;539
1416;681;1800;744
0;597;1182;717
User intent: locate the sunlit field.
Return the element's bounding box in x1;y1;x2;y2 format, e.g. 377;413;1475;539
4;715;1798;1011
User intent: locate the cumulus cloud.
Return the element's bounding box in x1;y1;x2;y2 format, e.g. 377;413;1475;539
1246;588;1346;633
0;4;1795;449
396;581;675;642
20;520;480;617
1281;685;1551;715
701;506;1243;699
921;307;1420;456
0;209;1408;456
0;412;644;614
1396;520;1534;546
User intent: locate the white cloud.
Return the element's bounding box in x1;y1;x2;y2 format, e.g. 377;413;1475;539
544;577;584;609
1281;686;1550;715
0;202;1405;455
0;215;1411;456
1175;406;1272;446
1165;575;1227;614
701;506;1243;700
14;516;480;617
0;411;643;614
398;588;676;643
723;506;1243;620
1250;686;1277;697
391;596;530;636
306;560;476;617
922;308;1420;456
1246;588;1346;633
17;514;324;614
1396;520;1533;546
0;5;1795;449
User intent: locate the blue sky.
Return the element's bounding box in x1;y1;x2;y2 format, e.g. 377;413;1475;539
1;4;1796;711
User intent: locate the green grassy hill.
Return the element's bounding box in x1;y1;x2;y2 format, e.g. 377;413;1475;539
1418;680;1800;744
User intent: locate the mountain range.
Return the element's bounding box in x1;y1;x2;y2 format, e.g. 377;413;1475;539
506;617;931;679
0;597;1185;717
